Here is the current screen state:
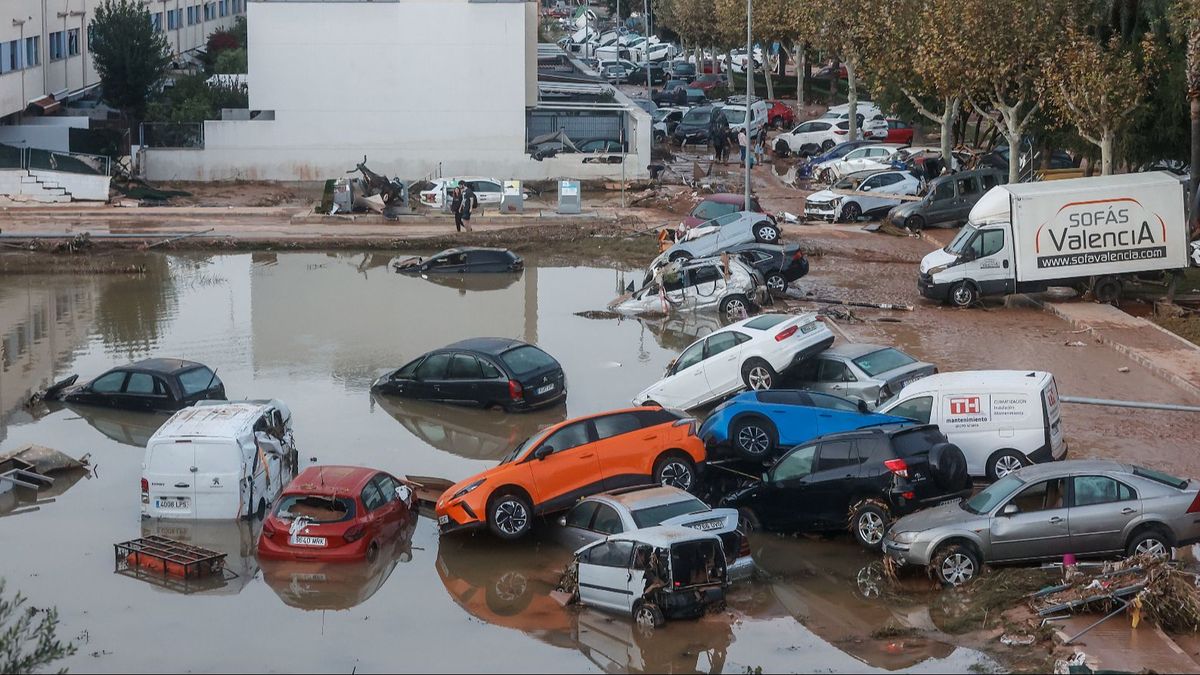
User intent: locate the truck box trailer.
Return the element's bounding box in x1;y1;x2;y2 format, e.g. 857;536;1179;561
918;172;1188;307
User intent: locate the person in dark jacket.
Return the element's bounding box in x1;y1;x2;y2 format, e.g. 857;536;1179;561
458;180;477;232
450;186;465;232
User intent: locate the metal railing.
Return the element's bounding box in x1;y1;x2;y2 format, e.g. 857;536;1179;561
0;144;111;176
139;122;205;149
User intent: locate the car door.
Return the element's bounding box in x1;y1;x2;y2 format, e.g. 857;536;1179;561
577;540;637;612
989;478;1071;562
423;252;469;274
807;393;870;435
411;352;452;401
559;500;603;550
444;353;487;404
754;443;819;530
804;439;860;527
475;356;510;407
810;358;855;399
924;180;958;225
751;390;816;446
700;331;750;399
969;227;1015;295
652;340;709;409
1067;475;1140;555
953;175;982;222
115;372;167;412
82;370;129;408
371;473;409;538
591;412;654;489
470;180;503;205
528;420;602;512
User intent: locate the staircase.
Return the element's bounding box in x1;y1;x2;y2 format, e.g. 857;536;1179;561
0;169;73;203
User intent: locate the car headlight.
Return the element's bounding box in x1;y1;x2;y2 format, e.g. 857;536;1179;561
927;263;951;276
890;531;919;544
450;478;486;501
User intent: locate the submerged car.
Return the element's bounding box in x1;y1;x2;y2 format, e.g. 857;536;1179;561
258;465;416;562
884;460;1200;586
435;407;707;540
613;257;766;320
43;358;226;412
722;424;972;549
392;248;524;275
699;389;912;460
803;170;921;222
632;313;834;410
790;343;936;409
573;526;728;628
554;485;754;581
725;243;809;295
371;338;566;412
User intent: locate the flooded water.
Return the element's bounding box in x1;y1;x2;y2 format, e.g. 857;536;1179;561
0;251;998;673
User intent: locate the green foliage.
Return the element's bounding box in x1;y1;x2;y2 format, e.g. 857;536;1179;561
146;74;248;124
89;0;172;121
0;580;75;674
213;48;247;75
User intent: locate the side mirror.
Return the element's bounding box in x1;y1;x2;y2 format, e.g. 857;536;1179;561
557;515;568;527
1002;503;1019;516
534;445;555;460
666;359;677;375
861;185;872;192
761;472;769;484
396;485;412;504
857;399;870;414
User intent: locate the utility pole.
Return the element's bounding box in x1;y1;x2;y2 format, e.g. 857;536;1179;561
743;0;751;206
642;0;649;93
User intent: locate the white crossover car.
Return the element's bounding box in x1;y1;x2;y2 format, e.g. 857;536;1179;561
632;313;835;410
816;145;907;182
612;257;767;320
804;170;921;222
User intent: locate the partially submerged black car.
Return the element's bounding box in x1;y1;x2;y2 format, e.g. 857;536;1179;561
393;248;523;275
371;338;566;411
43;358;226;412
720;424;971;549
725;243;810;295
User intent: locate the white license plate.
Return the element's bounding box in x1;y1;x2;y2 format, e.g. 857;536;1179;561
289;535;326;547
438;515;450;526
155;498;189;510
535;383;555;395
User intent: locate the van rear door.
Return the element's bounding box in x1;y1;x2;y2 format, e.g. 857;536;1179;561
1041;375;1066;459
145;440;197;519
192;440;245;519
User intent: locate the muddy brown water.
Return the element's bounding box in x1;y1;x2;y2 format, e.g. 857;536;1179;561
0;251;1002;672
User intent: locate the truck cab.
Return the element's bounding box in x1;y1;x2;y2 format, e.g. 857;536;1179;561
920;220;1016;306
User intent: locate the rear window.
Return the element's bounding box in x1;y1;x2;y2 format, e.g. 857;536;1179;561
890;427;947;458
852;348;917;377
743;314;790;330
499;345;558;377
1132;466;1189;490
178;367;221;396
275;495;357;523
630;497;709;528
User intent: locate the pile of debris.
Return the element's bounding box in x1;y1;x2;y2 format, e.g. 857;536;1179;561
0;444;90;517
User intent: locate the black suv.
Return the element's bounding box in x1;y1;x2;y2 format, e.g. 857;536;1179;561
720;424;970;549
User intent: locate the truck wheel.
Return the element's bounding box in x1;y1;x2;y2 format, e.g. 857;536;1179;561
849;499;891;549
986;449;1026;482
1092;276;1122;304
949;282;978;308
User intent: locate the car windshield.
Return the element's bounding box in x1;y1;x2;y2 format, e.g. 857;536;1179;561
946;223;979;255
962;475;1025;514
853;348;917;377
722;110;746;125
743;314;790;330
630;497;710;528
499;345;558;376
652;109;671;121
501;434;539;465
682;109;711;124
275;495;356;523
178;367;220;396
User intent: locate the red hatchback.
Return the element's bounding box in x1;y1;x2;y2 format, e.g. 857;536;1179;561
885;118;914;145
766;100;795;129
258;466;415;563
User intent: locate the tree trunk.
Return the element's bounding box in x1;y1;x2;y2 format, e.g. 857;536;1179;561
1100;129;1115;176
794;42;804;113
1191;96;1200;196
846;59;858;141
829;56;839;101
764;53;775;100
710;45;718;76
694;46;702;73
1188;19;1199;197
727;49;736;88
940;98;959;174
1004;123;1021;184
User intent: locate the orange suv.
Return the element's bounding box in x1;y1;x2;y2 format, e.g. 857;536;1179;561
436;407;706;539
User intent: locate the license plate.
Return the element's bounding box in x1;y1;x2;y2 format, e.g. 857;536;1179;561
155;498;189;510
535;383;555;395
289;535;326;547
438;515;450;526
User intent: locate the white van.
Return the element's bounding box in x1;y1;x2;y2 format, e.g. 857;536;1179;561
877;370;1066;481
142;400;298;520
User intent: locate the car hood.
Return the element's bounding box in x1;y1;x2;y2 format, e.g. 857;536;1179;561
920;248;958;275
891;499;983;535
807;189;839;202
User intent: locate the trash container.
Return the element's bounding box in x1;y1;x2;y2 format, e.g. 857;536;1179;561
501;180;524;214
557;179;581;214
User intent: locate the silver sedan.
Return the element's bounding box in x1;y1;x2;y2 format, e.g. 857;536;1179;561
883;460;1200;585
653;211;782;266
790;343;936;408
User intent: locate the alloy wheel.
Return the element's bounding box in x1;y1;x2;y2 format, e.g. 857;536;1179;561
494;499;528;535
766;275;787;294
724;298;747;319
858;512;886;546
747;366;773;390
994;455;1023;478
737;425;770;455
494;571;528;602
940;553;975;585
1135;538;1168;559
658;461;694;491
952;285;975;307
757;226;779;242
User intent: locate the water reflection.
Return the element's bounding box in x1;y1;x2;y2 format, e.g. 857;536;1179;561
639;313;729;352
371;393;566;461
93;254;178;355
61;402;167;448
409;271;525;293
0;466;88;518
260;515;418;611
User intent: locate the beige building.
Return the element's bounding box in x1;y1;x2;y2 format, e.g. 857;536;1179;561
1;0;245;121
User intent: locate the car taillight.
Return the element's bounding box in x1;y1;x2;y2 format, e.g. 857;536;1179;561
508;379;524;401
1187;492;1200;514
141;477;149;504
775;325;798;342
263;520;276;538
738;533;751;557
344;524;366;543
834;129;847;135
884;458;909;478
792;249;806;261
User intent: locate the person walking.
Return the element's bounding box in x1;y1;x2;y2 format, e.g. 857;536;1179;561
737;128;751;167
712;125;728;164
450;185;465;232
755;125;768;164
457;180;477;232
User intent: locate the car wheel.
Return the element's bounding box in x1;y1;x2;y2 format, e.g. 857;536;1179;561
849;500;890;550
654;131;665;143
741;358;778;391
668;250;693;263
633;601;665;636
949;281;978;308
773;139;791;157
821;140;835;151
765;272;788;296
1127;529;1174;560
754;223;781;243
1092;275;1122;304
986;449;1026;482
719;294;751;321
840;201;862;222
654;454;697;492
737;506;762;534
488;491;533;540
906;215;925;232
732;417;777;458
771;116;784;129
932;543;980;587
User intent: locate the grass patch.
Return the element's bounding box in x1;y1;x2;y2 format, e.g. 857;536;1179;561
1154;314;1200;346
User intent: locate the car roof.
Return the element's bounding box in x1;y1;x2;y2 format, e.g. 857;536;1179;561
433;247;513;256
124;358;207;375
153;401;277;439
435;176;500;185
701;193;749;205
822;343;893;359
1011;459;1129;481
443;337;531;354
591;485;699;510
609;524;720;547
810;423;934;443
286;465;379;495
900;370;1050;394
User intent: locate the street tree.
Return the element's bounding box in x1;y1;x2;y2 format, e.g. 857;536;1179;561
0;580;75;674
799;0;876;141
89;0;172;124
1173;0;1200;192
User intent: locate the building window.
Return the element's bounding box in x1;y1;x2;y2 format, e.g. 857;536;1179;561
152;12;163;33
25;36;39;67
219;0;228;17
233;0;242;14
0;40;21;74
49;31;64;61
67;28;80;57
87;25;94;52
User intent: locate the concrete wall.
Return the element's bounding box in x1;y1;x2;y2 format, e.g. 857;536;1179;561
29;168;109;200
0;167;109;201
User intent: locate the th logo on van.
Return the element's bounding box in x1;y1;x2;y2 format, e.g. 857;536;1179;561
949;396;981;415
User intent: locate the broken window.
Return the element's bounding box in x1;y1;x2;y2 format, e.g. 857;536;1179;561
275;495;355;522
670;539;723;587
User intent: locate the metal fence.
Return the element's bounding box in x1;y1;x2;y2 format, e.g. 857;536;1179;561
526;109;624;145
140;122;205;149
0;144;111;176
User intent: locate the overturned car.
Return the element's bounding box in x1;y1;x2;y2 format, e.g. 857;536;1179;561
611;256;767;320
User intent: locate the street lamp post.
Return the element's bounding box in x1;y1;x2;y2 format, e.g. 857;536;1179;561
743;0;751;206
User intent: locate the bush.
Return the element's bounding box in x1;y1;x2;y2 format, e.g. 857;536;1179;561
146;73;248;124
0;579;75;674
213;48;246;74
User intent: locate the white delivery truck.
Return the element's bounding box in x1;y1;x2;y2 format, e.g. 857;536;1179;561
918;173;1189;307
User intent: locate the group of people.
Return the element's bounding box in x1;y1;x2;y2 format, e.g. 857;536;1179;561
449;180;478;233
709;119;768;167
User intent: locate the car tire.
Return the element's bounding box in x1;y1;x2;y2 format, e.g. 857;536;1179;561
949;281;978;308
654;131;665;143
929;442;969;490
931;543;981;587
773;139;791;158
1092;275;1122;305
741;358;778;391
731;416;777;459
1126;528;1174;560
654;453;697;492
849;500;891;550
737;506;762;534
754;223;781;244
986;449;1026;482
906;215;925;233
485;570;533;616
771;115;784;129
765;272;788;296
840;201;862;222
668;250;693;263
719;294;751;321
633;601;666;636
488;491;533;540
821;140;835;151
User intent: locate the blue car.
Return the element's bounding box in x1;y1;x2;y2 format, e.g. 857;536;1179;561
798;140;880;179
699;389;913;460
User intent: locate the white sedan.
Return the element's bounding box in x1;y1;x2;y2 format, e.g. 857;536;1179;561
632;313;835;410
816;144;907;182
418;177;507;209
804;170;921;222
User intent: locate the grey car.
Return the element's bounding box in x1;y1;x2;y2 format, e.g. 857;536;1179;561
653;211;781;266
883;460;1200;586
790;343;936;408
554;485;755;581
886;168;1006;232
